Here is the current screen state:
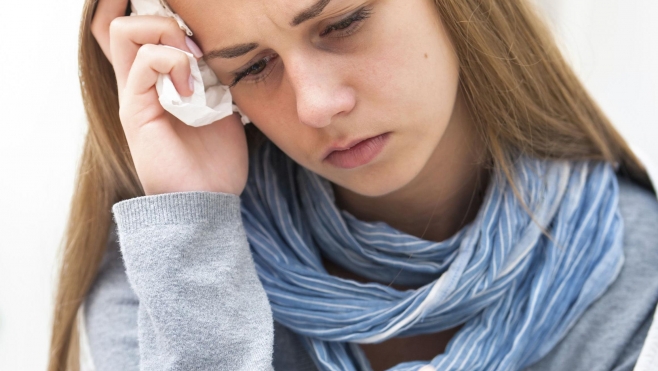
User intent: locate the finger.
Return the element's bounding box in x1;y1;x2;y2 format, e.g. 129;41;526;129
119;44;193;128
109;15;202;88
127;44;193;96
90;0;129;63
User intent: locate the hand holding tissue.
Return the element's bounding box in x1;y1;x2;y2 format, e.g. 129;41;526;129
131;0;250;127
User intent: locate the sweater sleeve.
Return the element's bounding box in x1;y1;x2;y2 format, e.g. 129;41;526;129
85;192;274;371
84;220;140;370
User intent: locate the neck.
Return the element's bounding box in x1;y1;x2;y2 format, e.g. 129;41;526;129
332;94;489;243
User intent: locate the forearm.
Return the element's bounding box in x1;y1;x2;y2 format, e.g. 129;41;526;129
109;192;273;370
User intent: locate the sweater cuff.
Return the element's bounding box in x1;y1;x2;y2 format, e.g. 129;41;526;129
112;192;242;232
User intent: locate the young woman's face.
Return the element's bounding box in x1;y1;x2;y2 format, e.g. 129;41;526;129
170;0;461;197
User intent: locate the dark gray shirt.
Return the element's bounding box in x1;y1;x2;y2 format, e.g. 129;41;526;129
84;178;658;370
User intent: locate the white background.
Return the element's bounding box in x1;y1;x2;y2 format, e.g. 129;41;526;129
0;1;656;369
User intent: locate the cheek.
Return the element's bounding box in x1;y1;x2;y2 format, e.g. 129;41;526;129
233;83;316;162
235;90;293;135
351;15;460;134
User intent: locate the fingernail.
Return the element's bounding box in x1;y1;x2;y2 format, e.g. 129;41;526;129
185;36;203;58
188;75;195;92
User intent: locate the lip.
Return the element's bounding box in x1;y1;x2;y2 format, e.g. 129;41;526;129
323;132;391;169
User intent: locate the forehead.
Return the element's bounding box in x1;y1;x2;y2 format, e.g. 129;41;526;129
167;0;330;46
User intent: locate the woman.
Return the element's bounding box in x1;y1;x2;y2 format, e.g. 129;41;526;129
49;0;658;370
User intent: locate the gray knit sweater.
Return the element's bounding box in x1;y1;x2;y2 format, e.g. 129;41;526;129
83;177;658;370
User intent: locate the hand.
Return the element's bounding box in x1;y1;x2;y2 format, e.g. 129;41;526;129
90;0;249;196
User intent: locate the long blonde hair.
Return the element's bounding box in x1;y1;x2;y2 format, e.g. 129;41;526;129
49;0;651;369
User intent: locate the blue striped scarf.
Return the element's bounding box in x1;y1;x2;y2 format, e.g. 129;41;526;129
241;141;624;371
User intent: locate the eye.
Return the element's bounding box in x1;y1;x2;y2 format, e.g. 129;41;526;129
230;54;279;87
320;7;373;37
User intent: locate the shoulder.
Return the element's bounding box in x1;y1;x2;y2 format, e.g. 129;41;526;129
527;177;658;371
614;178;658;307
617;177;658;250
614;177;658;329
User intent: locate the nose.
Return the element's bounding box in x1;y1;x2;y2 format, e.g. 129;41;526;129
285;53;356;128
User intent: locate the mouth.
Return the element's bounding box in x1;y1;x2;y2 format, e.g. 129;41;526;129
323;132;391;169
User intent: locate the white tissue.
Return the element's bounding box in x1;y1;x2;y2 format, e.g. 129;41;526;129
155;47;235;127
131;0;250;127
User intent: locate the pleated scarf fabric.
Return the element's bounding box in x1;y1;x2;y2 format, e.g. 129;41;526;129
240;141;624;371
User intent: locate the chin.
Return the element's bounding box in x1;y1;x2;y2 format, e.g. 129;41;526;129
327;159;423;198
346;181;409;198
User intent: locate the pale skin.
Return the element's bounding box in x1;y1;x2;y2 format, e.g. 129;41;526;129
91;0;488;369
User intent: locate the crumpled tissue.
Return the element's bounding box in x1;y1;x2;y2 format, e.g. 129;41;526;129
131;0;250;127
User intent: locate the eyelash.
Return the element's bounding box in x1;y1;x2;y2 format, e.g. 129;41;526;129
229;7;373;87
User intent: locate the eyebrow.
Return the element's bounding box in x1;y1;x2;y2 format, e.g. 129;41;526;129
205;43;259;60
205;0;333;61
291;0;332;27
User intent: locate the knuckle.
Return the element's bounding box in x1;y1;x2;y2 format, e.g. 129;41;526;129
108;16;127;37
176;51;191;67
164;17;187;41
136;44;157;59
164;16;180;31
